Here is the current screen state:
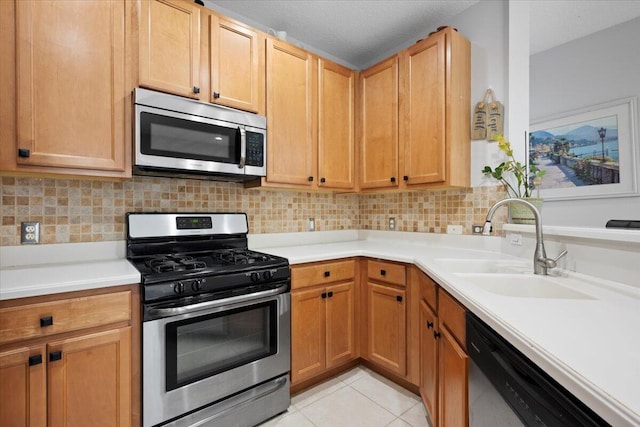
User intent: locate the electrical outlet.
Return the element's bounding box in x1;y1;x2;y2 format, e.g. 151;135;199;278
447;224;462;235
389;217;396;231
21;221;40;244
509;233;523;246
308;217;315;232
472;224;484;234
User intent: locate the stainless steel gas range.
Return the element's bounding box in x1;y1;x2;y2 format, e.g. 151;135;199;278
126;213;291;427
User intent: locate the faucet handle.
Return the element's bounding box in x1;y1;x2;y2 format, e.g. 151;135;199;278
543;250;568;269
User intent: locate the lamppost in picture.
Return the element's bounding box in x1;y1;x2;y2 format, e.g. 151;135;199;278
597;127;607;184
597;127;607;162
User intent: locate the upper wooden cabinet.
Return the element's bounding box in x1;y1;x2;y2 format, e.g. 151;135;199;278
264;39;317;187
0;0;132;178
359;56;400;190
318;59;356;189
139;0;201;98
399;28;471;189
360;28;470;192
209;16;262;112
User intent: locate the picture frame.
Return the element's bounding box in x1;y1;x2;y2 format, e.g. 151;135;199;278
529;97;639;201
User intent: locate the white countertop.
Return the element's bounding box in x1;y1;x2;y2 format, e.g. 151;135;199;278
0;241;140;300
1;231;638;425
255;232;640;427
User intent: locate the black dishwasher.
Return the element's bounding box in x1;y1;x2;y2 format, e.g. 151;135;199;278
466;312;609;427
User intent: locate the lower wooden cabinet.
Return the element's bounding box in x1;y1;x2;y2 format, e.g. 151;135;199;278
0;286;138;427
438;324;468;427
291;260;356;385
0;345;46;427
367;282;406;376
419;300;438;425
417;270;469;427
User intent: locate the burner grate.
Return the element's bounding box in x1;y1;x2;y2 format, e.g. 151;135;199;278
146;255;207;273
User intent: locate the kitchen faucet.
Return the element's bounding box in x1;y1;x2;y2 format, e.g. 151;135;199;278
482;198;567;275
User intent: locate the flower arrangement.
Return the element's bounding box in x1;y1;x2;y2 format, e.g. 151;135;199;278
481;134;545;198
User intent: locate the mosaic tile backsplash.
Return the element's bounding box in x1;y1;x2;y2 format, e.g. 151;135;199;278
1;176;507;246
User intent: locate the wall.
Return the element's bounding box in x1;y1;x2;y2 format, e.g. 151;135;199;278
530;17;640;227
0;175;507;246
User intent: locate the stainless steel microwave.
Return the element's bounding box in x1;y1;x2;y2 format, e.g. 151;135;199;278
133;88;266;181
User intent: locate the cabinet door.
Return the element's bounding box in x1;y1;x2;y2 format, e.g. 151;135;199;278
419;301;438;426
367;282;406;375
139;0;201;98
266;39;316;186
15;0;126;173
291;287;326;384
210;16;261;112
438;325;468;427
401;32;446;185
0;346;46;427
318;59;355;189
360;56;399;189
47;327;131;427
326;282;355;368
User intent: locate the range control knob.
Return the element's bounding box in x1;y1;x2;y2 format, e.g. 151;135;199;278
191;279;204;291
174;282;185;294
250;272;260;282
263;270;273;280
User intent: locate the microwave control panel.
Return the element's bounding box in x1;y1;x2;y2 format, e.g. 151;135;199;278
246;132;264;167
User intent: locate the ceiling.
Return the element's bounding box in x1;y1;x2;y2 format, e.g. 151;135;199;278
204;0;640;69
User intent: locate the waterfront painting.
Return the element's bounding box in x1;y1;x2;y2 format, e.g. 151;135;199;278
529;98;638;200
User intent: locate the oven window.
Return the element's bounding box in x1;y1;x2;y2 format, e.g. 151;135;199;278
165;301;277;391
140;112;239;163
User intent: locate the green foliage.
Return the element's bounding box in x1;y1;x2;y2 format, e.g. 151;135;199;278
482;134;546;198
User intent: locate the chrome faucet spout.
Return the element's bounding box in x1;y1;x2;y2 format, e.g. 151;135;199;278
483;198;565;275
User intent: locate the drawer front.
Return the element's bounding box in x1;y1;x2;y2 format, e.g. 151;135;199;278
291;259;355;290
0;291;131;345
438;289;466;349
417;268;437;311
368;260;406;287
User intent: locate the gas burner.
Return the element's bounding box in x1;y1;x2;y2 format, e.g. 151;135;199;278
146;255;207;273
214;249;271;266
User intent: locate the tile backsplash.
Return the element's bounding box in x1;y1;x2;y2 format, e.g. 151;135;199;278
0;176;507;246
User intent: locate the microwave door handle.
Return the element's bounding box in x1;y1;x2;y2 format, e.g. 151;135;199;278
238;127;246;169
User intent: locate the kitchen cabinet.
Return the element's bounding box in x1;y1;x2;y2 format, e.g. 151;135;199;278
252;53;356;191
365;260;406;376
0;0;132;178
0;286;139;427
317;59;356;189
359;28;470;192
263;39;317;187
209;15;263;113
416;268;469;427
290;260;357;386
139;0;201;99
399;28;471;189
359;56;400;190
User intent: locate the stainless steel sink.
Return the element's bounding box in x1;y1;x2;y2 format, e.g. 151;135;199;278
455;273;596;300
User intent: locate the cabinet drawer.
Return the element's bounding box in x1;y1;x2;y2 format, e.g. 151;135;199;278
368;260;406;287
438;289;466;349
0;291;131;345
292;259;355;290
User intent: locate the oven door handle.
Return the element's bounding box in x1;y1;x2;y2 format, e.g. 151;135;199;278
148;283;288;317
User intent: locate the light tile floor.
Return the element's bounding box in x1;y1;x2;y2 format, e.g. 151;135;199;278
259;366;430;427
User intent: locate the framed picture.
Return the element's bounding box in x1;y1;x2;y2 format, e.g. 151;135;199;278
529;97;639;200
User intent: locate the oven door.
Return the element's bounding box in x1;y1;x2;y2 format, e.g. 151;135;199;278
142;289;290;427
134;104;266;177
